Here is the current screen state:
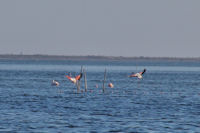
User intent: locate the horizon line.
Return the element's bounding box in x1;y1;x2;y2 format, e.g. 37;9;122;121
0;54;200;60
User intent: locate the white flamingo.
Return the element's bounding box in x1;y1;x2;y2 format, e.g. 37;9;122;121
66;73;82;84
51;80;59;86
129;69;146;79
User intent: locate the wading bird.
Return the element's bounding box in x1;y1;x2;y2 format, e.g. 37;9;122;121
66;73;82;84
108;83;114;88
129;69;146;79
51;80;59;86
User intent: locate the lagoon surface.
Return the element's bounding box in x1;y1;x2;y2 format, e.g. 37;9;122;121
0;59;200;132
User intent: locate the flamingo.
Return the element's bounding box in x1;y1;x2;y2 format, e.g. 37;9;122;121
66;73;82;84
51;80;59;86
108;83;114;88
129;69;146;79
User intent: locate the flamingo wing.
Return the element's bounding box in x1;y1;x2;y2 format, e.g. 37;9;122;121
129;73;137;77
75;73;83;80
140;69;146;75
66;75;72;80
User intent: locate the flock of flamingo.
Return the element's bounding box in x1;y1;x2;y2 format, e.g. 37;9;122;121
51;69;147;89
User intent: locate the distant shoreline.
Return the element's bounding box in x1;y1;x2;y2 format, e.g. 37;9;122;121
0;54;200;61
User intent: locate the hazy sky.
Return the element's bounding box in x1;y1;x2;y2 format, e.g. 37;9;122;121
0;0;199;57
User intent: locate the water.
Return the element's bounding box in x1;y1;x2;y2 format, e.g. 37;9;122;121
0;60;200;132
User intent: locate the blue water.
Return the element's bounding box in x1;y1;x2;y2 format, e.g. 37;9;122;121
0;60;200;132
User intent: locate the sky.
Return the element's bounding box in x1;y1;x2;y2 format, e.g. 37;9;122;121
0;0;199;57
